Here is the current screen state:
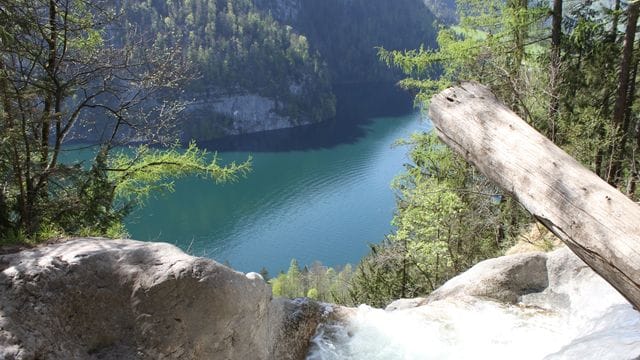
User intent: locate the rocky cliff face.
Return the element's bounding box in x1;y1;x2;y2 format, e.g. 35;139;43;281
0;239;326;360
182;94;311;141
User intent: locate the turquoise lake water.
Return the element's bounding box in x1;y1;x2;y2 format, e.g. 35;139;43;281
125;86;430;274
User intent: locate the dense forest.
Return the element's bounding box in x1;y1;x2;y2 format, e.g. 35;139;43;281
113;0;440;139
362;0;640;305
255;0;438;83
422;0;458;24
118;0;335;125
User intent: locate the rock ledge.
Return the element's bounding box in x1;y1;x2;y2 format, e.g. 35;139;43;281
0;238;323;360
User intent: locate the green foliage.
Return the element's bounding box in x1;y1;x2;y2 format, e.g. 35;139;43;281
119;0;335;124
268;134;525;309
261;0;438;84
0;0;250;243
379;0;549;110
349;0;640;307
269;259;354;305
0;141;250;243
348;133;524;307
110;142;250;203
381;0;640;193
306;288;319;300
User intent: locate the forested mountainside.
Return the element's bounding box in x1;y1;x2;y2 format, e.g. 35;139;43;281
254;0;439;83
107;0;439;139
117;0;335;139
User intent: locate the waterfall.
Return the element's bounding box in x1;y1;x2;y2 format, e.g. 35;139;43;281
306;248;640;360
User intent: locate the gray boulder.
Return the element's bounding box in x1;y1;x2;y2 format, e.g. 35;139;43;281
385;252;550;311
0;239;323;360
424;251;549;305
386;247;621;311
269;298;327;360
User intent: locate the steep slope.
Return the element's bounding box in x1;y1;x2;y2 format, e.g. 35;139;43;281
255;0;439;84
118;0;336;140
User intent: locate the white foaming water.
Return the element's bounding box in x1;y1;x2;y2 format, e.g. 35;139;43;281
307;258;640;360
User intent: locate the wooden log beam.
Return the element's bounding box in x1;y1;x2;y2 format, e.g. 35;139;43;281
429;82;640;309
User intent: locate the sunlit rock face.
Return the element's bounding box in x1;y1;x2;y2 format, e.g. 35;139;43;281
0;239;324;360
307;247;640;360
183;93;306;141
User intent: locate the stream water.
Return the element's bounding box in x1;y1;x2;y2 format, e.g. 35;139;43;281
306;252;640;360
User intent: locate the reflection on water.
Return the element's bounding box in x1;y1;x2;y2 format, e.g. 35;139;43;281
198;83;417;152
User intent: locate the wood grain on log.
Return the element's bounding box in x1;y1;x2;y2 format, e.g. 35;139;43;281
429;82;640;309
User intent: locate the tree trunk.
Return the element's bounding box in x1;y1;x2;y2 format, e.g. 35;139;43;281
548;0;562;142
608;1;639;185
621;50;639;192
508;0;528;68
611;0;622;43
41;0;57;162
429;82;640;310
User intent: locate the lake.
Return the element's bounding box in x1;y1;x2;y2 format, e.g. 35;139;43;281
125;84;429;274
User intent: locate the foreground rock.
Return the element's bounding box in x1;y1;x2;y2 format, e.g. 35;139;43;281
0;239;325;360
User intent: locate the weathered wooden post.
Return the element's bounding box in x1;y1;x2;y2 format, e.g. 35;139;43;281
429;82;640;309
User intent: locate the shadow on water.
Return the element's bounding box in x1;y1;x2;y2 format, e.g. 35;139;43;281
198;83;414;153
